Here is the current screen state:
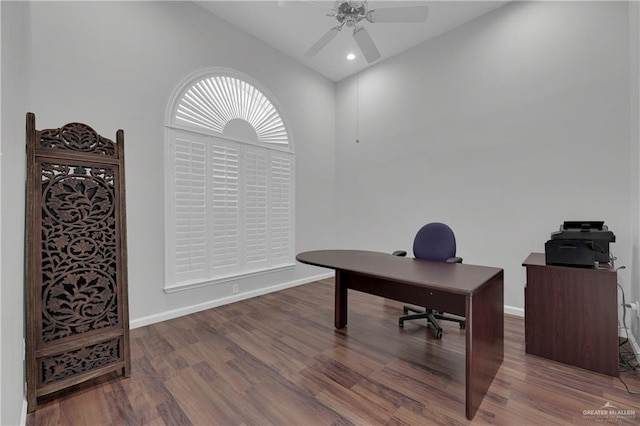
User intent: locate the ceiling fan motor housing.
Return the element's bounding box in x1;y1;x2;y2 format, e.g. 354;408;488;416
335;0;367;27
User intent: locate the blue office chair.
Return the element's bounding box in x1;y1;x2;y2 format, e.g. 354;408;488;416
393;222;466;339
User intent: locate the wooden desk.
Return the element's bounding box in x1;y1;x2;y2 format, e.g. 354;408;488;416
523;253;618;376
296;250;504;420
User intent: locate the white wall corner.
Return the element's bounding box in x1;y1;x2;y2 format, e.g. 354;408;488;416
0;1;3;422
20;397;27;426
631;0;640;345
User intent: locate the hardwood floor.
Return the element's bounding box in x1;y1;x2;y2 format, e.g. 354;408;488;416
27;278;640;425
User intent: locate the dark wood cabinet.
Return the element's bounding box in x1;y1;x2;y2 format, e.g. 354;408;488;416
523;253;618;376
25;113;131;411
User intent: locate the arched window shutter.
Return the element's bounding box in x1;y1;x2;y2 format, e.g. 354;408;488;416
175;75;289;148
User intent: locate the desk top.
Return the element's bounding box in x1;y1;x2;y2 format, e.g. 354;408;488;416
297;250;503;295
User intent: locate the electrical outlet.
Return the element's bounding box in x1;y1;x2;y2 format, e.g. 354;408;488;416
232;283;239;294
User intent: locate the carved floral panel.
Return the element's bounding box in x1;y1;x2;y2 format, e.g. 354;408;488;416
40;162;119;342
40;338;121;384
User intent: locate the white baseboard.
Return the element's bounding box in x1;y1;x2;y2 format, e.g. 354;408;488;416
130;272;334;329
504;305;524;317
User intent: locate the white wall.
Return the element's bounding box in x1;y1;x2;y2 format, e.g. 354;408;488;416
335;1;634;315
1;2;335;424
1;2;3;421
1;2;3;422
1;1;30;425
631;1;640;339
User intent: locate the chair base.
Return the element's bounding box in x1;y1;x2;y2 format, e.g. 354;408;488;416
399;306;466;339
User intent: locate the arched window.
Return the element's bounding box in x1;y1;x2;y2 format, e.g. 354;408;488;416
164;68;295;292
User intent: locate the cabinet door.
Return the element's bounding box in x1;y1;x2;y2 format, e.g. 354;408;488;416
525;264;617;376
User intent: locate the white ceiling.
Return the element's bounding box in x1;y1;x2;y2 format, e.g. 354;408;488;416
196;1;509;82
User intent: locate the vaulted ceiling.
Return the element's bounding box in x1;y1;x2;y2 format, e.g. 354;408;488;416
196;1;510;82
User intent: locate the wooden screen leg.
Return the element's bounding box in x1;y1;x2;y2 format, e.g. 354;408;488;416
27;388;37;413
335;270;348;329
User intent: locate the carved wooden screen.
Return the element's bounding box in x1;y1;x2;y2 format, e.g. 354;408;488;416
25;112;131;411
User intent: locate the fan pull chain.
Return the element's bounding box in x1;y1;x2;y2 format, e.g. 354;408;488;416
356;73;359;143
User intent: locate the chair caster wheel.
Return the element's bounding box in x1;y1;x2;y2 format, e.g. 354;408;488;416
435;330;443;339
403;307;409;315
460;322;466;330
399;320;404;327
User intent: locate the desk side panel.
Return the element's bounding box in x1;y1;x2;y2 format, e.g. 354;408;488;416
466;272;504;420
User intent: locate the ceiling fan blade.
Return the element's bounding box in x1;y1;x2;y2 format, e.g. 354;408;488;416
304;26;341;57
353;26;381;63
278;0;332;10
304;1;335;11
366;5;429;23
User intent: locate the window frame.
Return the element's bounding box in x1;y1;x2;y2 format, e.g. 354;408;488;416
163;68;295;293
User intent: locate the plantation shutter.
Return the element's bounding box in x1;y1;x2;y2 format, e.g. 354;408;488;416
172;134;207;283
210;141;240;274
244;147;269;266
270;154;293;263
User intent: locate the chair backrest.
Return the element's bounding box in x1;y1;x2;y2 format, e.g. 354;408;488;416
413;222;457;261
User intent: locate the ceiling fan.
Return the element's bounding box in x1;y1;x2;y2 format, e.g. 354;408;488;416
304;1;429;63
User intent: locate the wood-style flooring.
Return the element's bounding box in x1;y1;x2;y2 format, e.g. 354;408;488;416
27;278;640;425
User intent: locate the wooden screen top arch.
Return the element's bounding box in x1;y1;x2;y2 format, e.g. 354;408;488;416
30;113;122;159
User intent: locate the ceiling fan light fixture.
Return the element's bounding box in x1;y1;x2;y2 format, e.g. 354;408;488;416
346;53;356;60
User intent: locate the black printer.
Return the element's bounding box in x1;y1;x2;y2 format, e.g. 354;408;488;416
545;221;616;268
